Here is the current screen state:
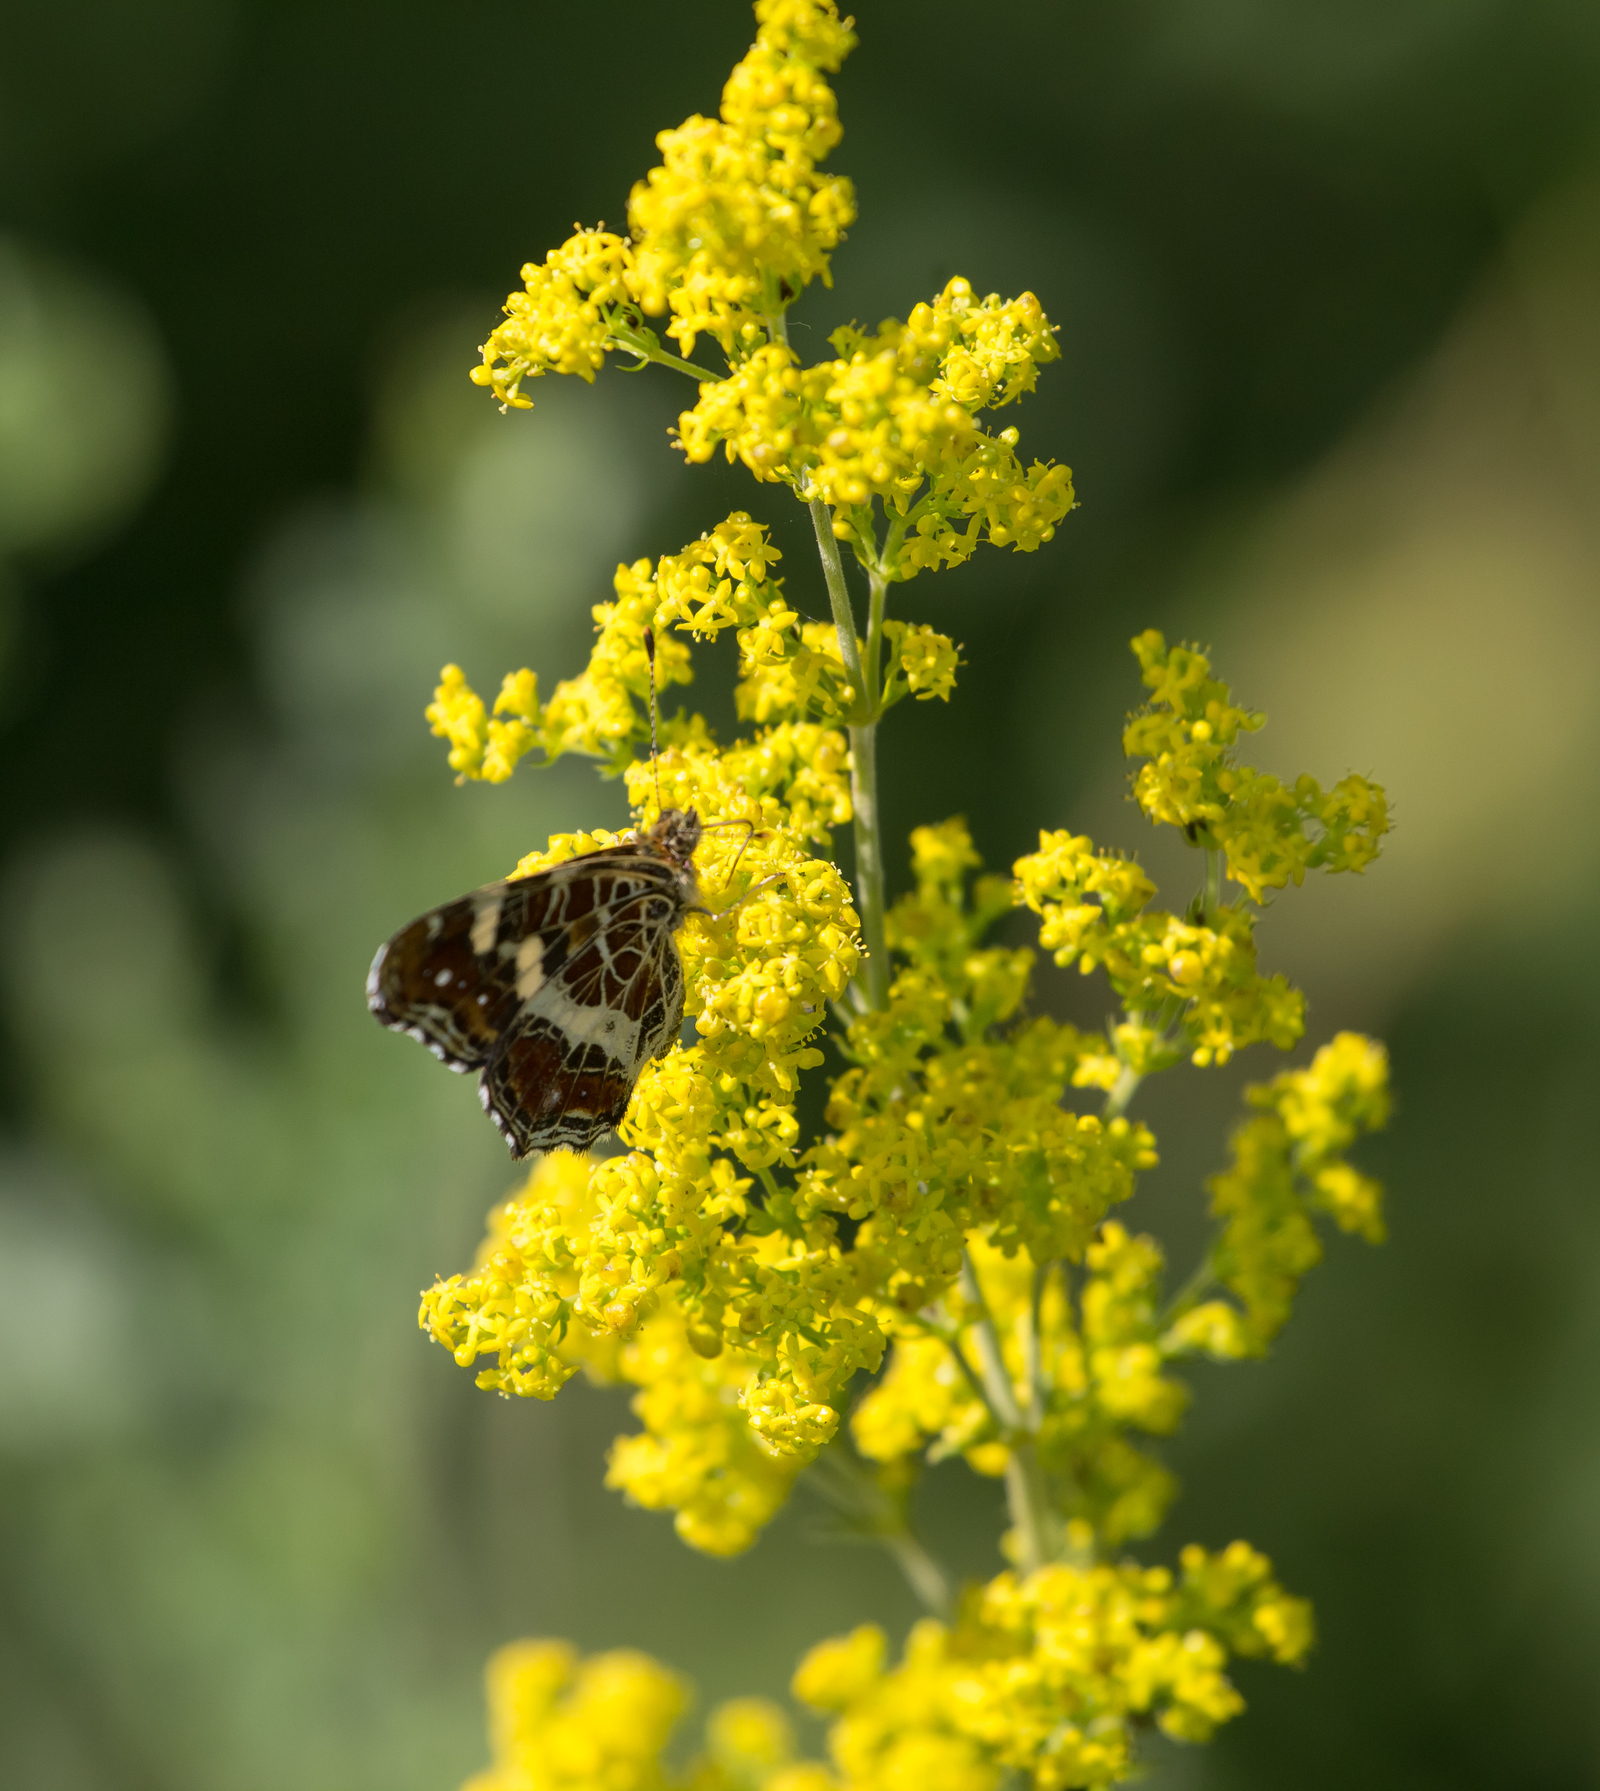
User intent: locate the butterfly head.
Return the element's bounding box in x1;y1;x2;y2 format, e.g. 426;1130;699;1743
645;806;703;874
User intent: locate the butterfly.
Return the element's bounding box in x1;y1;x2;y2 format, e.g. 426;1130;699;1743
367;808;704;1156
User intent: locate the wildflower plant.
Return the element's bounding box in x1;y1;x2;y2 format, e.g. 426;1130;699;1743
408;5;1392;1786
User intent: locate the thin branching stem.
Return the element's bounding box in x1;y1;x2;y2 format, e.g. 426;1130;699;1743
804;1443;953;1616
960;1250;1058;1574
764;306;889;1012
1022;1260;1051;1427
1103;1064;1142;1120
610;323;720;384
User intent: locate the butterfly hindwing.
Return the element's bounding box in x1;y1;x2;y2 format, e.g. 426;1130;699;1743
480;1021;636;1156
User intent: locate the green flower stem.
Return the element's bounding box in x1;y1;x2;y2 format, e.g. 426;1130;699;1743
1103;1064;1142;1119
1004;1449;1061;1578
804;1442;952;1617
809;496;870;705
609;323;720;384
959;1254;1025;1433
765;303;889;1011
846;720;889;1012
1022;1260;1050;1427
809;496;888;1011
884;1530;954;1618
1160;1249;1219;1331
864;566;889;707
1205;846;1223;919
960;1251;1059;1575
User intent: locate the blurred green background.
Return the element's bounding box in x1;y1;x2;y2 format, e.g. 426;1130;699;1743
3;1;1600;1785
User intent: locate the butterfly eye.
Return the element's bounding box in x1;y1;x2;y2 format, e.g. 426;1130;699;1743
644;897;673;924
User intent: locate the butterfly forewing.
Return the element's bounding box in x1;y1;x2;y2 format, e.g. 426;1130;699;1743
367;818;701;1157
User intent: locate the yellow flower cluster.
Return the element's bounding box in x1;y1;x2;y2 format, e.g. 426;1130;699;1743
424;618;1388;1571
794;1543;1311;1791
465;1640;830;1791
463;1529;1310;1791
607;1307;803;1558
629;0;857;361
853;1229;1182;1545
1169;1032;1392;1357
471;0;857;406
1123;629;1389;902
676;283;1072;580
417;4;1399;1785
464;1639;685;1791
799;822;1156;1298
430;512;962;783
1013;828;1304;1068
468;231;636;408
425;549;694;782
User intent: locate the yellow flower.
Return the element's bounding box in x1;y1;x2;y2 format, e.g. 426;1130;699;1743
607;1306;801;1558
465;1640;686;1791
1178;1034;1391;1354
471;229;638;410
790;1544;1307;1791
701;1699;798;1788
1123;630;1388;901
675;293;1073;580
1013;829;1303;1066
629;1;858;361
426;663;491;781
471;0;858;403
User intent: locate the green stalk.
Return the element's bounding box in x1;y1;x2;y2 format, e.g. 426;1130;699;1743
863;566;888;704
804;1442;952;1616
884;1531;953;1618
1103;1063;1142;1120
1205;845;1223;920
809;497;888;1011
761;302;890;1013
609;322;720;384
1022;1260;1050;1427
960;1252;1058;1575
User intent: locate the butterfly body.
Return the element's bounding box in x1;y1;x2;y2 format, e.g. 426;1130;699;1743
368;809;703;1155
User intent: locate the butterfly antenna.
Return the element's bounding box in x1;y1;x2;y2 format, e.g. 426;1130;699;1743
642;625;663;818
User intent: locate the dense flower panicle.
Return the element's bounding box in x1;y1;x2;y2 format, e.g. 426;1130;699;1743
422;6;1393;1786
421;647;888;1500
606;1307;802;1557
424;631;1386;1583
1168;1033;1391;1358
470;0;857;406
431;513;965;794
853;1229;1183;1544
675;288;1073;580
879;621;961;705
1013;828;1304;1068
469;230;637;410
466;1642;833;1791
1123;630;1389;901
466;1639;687;1791
797;823;1156;1300
791;1544;1310;1791
423;625;1388;1790
420;1152;596;1400
628;0;857;360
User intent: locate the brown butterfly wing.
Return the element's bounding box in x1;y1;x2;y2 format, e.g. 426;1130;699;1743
479;868;690;1157
367;880;524;1071
368;845;691;1156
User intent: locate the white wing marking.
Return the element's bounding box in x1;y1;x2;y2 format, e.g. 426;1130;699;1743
515;934;545;999
470;892;504;956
